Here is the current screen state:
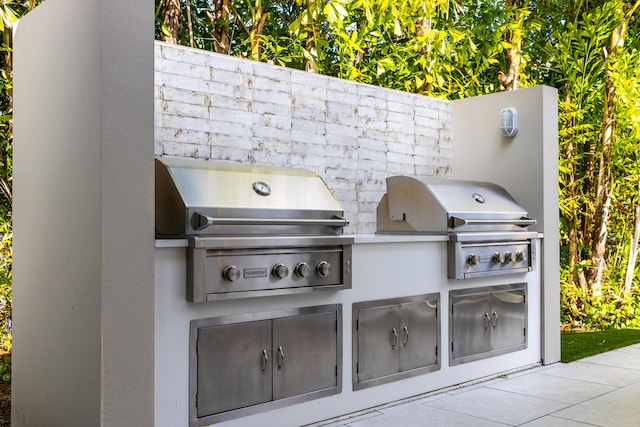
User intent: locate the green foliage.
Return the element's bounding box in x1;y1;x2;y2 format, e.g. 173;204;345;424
0;220;10;352
0;1;19;33
554;1;619;224
539;0;640;316
320;0;519;98
156;1;529;100
0;71;12;220
561;278;640;331
0;354;10;382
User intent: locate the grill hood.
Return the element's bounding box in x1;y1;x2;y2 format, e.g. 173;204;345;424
156;157;348;237
377;176;535;233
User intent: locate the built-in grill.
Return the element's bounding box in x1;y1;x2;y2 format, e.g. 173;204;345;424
377;176;537;279
156;157;353;301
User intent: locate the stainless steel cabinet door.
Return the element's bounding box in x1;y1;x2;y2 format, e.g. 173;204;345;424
451;291;492;360
196;320;272;417
490;286;526;351
356;305;400;382
399;299;438;371
272;311;338;400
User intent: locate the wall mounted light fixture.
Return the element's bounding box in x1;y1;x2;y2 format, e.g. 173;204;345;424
500;107;518;137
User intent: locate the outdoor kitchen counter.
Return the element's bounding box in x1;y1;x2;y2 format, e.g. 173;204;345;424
154;235;543;427
154;233;543;248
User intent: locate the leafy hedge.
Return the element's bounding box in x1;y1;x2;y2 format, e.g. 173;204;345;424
561;273;640;332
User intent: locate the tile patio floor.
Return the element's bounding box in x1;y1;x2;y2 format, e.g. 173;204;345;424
316;344;640;426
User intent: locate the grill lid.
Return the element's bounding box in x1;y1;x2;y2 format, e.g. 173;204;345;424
377;176;534;233
156;157;348;236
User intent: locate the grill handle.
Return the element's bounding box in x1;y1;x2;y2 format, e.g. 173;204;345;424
193;212;349;231
450;216;536;229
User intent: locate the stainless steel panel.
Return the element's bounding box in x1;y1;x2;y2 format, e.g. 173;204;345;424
189;235;354;249
450;291;491;360
189;304;342;426
185;207;347;236
490;286;526;351
356;305;400;382
156;157;346;236
451;232;539;242
448;238;534;279
450;284;527;366
352;294;440;390
203;248;344;292
450;217;536;229
421;179;527;218
399;299;438;371
378;176;530;233
196;320;272;417
272;311;338;399
157;157;342;211
187;236;353;302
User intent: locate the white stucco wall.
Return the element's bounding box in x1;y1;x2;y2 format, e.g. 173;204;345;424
154;42;453;234
451;87;560;364
13;0;155;425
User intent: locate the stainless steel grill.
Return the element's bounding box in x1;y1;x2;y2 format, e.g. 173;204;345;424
156;157;353;301
377;176;537;279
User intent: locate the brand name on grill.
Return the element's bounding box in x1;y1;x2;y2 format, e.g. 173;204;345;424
244;268;268;278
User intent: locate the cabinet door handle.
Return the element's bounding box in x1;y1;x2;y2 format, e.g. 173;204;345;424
261;349;269;373
277;346;285;369
492;311;499;328
402;326;409;346
483;312;490;330
391;328;399;348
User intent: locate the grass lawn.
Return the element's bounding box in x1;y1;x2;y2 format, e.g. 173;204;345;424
561;329;640;363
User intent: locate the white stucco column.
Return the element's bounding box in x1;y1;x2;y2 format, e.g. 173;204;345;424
13;0;154;425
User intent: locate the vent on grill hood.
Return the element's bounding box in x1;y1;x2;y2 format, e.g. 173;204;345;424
155;157;349;237
377;176;535;233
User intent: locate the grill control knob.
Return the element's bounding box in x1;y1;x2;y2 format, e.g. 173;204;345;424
222;265;241;283
272;263;289;280
515;251;526;262
294;262;311;278
492;252;505;264
504;251;514;263
467;254;480;266
316;261;331;277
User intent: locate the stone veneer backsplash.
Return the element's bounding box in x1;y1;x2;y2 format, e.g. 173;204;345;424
154;41;453;234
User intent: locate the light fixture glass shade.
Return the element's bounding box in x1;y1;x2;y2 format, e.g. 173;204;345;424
500;107;518;137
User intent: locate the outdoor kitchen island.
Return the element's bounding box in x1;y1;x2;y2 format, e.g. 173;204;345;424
155;233;543;427
12;3;559;423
